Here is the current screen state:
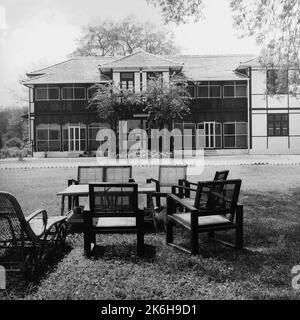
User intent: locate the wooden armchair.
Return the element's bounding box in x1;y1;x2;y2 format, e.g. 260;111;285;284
166;179;243;255
172;170;229;199
83;183;144;258
0;192;68;275
147;165;187;208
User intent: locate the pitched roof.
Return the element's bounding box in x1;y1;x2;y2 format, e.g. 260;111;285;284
23;52;257;85
164;54;256;81
23;56;115;85
99;50;182;70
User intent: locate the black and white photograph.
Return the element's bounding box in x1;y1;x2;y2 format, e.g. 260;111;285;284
0;0;300;305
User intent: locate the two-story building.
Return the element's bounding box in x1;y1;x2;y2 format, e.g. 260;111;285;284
22;50;300;157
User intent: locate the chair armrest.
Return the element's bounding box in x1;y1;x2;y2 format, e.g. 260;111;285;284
181;179;198;187
167;194;198;213
26;209;48;224
146;178;160;188
68;179;78;186
26;209;48;235
171;184;197;194
151;191;169;198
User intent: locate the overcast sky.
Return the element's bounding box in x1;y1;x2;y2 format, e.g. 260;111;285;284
0;0;259;106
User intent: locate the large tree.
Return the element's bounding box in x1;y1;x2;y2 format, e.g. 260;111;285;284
148;0;300;73
91;76;190;128
71;16;179;57
230;1;300;66
147;0;204;24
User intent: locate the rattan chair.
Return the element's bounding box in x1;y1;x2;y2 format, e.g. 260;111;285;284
166;179;243;255
83;183;144;257
0;192;68;275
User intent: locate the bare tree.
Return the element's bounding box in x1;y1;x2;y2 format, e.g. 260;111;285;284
71;16;179;57
147;0;204;24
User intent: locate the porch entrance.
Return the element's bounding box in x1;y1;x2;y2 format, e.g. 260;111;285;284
197;122;222;149
68;126;86;152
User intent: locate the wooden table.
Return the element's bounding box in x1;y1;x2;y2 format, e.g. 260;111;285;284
57;184;156;220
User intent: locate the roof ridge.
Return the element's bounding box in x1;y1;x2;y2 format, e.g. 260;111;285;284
27;59;74;75
164;54;256;58
99;49;183;67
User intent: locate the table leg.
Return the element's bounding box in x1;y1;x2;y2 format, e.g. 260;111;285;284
61;195;65;216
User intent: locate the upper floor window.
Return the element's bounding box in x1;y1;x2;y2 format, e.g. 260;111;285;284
224;83;247;98
120;72;134;91
36;87;60;101
267;113;289;136
267;69;288;94
186;85;196;98
61;87;86;100
197;84;221;98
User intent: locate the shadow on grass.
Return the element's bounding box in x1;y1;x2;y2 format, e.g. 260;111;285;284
0;244;72;300
92;243;157;261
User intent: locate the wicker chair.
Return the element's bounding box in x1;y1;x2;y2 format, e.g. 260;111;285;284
84;183;144;257
0;192;68;275
166;179;243;255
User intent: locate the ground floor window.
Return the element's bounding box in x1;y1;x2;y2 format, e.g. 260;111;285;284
223;122;248;148
173;121;248;150
36;124;61;151
62;123;86;152
267;114;288;136
88;123;111;151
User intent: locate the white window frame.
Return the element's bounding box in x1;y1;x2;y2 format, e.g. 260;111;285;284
196;83;222;99
223;85;235;98
235;84;247;98
36;123;61;151
223;121;248;149
224;83;247;98
35;86;60;101
61;86;86;101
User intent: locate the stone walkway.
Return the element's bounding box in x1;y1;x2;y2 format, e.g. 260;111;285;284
1;155;300;170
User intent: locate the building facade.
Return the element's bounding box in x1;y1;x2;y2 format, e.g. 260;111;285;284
22;50;300;157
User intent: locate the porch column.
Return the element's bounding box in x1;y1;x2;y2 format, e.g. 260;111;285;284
134;72;140;93
113;72;120;88
163;71;170;85
142;72;147;91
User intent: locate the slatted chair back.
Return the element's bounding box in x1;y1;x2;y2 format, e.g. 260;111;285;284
89;183;138;218
214;170;229;181
194;180;242;222
159;165;187;188
105;166;133;183
77;166;132;184
0;192;37;245
78;166;104;184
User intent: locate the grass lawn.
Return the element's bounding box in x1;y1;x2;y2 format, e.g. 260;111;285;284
0;164;300;299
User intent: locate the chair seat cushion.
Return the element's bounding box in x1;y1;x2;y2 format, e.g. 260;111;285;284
172;213;231;227
92;217;136;228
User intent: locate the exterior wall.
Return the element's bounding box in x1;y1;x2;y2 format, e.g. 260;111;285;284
31;80;249;155
250;68;300;154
